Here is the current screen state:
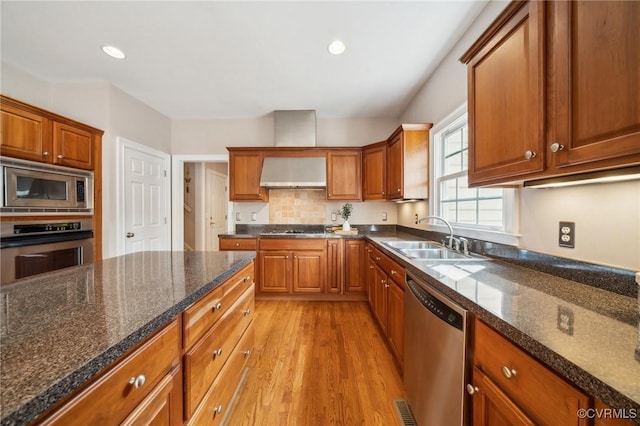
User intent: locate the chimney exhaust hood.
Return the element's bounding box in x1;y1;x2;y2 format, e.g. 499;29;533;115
259;110;327;188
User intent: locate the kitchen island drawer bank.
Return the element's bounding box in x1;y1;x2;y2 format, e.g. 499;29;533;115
0;251;255;426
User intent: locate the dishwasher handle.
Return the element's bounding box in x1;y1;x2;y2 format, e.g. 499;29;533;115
407;278;466;331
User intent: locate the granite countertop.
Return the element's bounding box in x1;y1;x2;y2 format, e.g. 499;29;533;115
0;251;255;426
367;235;640;417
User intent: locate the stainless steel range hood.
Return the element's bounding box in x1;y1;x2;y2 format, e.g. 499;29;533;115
259;110;326;188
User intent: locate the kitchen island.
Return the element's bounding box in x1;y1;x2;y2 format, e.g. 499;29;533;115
0;251;255;426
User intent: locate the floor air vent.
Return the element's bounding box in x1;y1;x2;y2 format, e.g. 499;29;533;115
393;399;417;426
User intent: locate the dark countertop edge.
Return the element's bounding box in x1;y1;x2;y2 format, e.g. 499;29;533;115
1;254;255;426
220;233;367;239
365;237;640;417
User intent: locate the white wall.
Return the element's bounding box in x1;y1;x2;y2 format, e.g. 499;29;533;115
2;64;172;259
398;1;640;271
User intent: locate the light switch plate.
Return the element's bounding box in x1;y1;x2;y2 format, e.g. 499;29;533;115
251;212;257;221
382;212;387;221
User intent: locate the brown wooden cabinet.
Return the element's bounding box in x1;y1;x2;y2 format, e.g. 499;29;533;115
258;239;326;294
362;141;387;201
326;239;344;293
228;149;268;201
366;245;405;368
386;124;431;200
326;150;362;200
40;320;181;426
219;237;257;251
469;319;590;425
344;239;365;293
120;366;182;426
1;96;98;171
461;1;640;186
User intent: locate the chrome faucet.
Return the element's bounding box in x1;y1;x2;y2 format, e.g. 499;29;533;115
417;215;458;249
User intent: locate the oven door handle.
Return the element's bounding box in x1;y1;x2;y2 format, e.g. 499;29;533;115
0;231;94;249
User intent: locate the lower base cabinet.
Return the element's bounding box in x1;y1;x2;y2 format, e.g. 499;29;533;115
470;319;590;425
36;261;255;426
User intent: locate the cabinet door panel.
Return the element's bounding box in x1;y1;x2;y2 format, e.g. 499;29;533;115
229;151;267;201
466;1;545;185
362;143;387;200
551;1;640;170
0;104;52;162
387;279;404;366
386;134;403;199
344;239;365;293
327;151;362;200
326;239;343;294
120;366;182;426
372;264;388;333
259;251;290;292
472;367;536;426
53;122;94;170
292;250;325;293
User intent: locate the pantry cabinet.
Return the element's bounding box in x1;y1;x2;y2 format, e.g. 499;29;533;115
228;149;268;201
460;0;640;186
469;319;590;425
326;150;362;201
362;141;387;201
386;124;431;200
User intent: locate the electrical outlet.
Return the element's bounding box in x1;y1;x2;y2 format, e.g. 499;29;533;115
559;221;575;248
382;212;387;221
251;212;257;221
557;306;574;336
235;212;241;221
331;212;337;221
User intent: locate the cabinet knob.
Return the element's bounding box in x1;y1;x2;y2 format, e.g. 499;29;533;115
244;275;251;282
397;188;401;191
550;142;565;153
391;270;398;275
466;384;479;395
242;350;251;357
213;348;223;357
375;256;381;261
382;191;385;195
235;243;240;247
57;154;64;159
369;265;374;269
128;374;146;389
243;309;251;316
212;302;222;311
213;405;223;415
42;151;49;156
524;150;537;160
501;365;517;379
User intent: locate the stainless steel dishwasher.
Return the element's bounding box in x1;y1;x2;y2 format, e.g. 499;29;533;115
404;271;469;426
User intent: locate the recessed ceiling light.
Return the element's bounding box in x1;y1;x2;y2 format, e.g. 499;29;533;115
328;40;346;55
101;45;126;59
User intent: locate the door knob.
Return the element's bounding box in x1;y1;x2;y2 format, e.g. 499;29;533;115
126;232;135;238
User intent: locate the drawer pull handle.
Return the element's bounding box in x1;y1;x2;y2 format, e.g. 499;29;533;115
369;265;374;269
501;365;517;379
375;257;381;261
42;151;49;156
391;270;397;275
466;384;479;395
128;374;146;389
213;405;223;415
57;154;64;159
242;350;251;357
244;275;251;282
212;302;222;311
243;309;251;316
213;348;223;357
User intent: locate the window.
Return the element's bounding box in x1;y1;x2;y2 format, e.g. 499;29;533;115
432;106;516;235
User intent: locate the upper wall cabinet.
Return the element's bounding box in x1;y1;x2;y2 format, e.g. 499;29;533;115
1;95;100;170
362;141;387;201
326;150;362;201
228;149;268;202
386;124;431;200
461;0;640;186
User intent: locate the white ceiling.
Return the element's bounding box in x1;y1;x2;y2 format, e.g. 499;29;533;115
1;1;488;119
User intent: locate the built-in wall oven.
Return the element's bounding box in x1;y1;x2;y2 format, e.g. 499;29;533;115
1;157;93;214
0;219;94;284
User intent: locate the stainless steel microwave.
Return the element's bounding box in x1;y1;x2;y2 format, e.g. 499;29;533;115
1;157;93;213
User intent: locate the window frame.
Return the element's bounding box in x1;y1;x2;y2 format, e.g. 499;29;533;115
429;103;520;245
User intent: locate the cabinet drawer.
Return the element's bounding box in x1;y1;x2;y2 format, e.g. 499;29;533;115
474;320;590;425
42;320;179;425
219;238;257;251
259;238;325;251
187;325;254;426
183;262;254;349
184;284;254;418
377;253;404;289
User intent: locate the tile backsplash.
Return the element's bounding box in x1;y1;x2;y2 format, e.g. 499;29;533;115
268;189;326;224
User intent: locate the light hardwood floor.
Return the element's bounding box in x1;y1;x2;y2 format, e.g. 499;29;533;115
226;300;407;426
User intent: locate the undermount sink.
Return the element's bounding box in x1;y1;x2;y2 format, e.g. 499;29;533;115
382;240;489;262
382;240;444;250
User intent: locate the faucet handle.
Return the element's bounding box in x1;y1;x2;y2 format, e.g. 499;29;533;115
458;237;469;255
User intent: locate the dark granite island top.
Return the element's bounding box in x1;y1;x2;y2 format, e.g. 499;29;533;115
0;251;255;426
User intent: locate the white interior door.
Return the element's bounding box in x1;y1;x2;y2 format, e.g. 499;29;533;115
205;168;228;251
123;142;170;254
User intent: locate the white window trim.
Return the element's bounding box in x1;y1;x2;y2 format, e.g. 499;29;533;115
429;103;521;246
